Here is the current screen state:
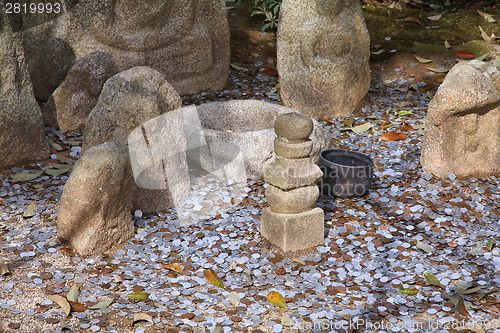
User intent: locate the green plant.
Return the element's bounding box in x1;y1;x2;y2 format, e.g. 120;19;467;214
251;0;282;32
225;0;244;9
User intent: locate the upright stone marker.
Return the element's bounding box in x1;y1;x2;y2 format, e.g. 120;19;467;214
261;112;324;253
277;0;371;118
0;10;50;168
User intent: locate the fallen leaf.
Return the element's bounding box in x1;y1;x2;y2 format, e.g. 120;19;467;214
11;171;43;182
415;55;432;63
372;49;385;55
66;283;79;302
479;26;492;43
89;299;113;310
397;110;414;117
48;295;71;317
444;40;451;49
398;288;419;295
23;202;37;218
48;140;63;151
475;52;490;62
470;246;482;256
494;56;500;68
456;296;471;317
43;165;73;176
56;154;75;165
0;198;5;206
64;140;81;146
261;68;278;76
423;272;445;289
478;287;500;300
427;14;442;21
204;268;225;289
113;275;123;283
435;74;446;83
351;123;371;133
60;319;71;331
487;239;496;251
213;327;222;333
282;313;293;327
456;50;476;59
455;282;472;294
459;285;484;295
228;261;237;271
416;240;434;253
342;115;354;127
267;291;287;309
67;300;87;312
478;10;496;23
228;291;240;307
428;67;450;73
372;129;382;136
318;117;335;125
380;132;407;142
127;291;149;300
161;263;182;274
403;17;421;25
293;258;305;266
0;260;10;275
132;313;154;326
230;63;248;72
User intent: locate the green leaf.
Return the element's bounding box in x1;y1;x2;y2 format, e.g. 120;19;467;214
48;140;63;151
415;55;432;63
66;283;79;302
423;272;445;289
459;285;484;295
89;299;113;310
372;49;385;55
230;63;249;72
470;245;481;256
366;111;378;119
127;291;149;300
428;67;450;73
23;202;37;218
398;288;419;295
474;52;490;61
478;10;496;23
11;171;43;182
282;313;293;327
487;238;496;251
494;56;500;68
56;154;75;165
351;123;371;133
416;240;434;253
478;287;500;300
397;110;413;117
44;165;73;176
444;40;451;49
343;115;354;127
479;26;492;43
455;282;472;294
372;129;382;136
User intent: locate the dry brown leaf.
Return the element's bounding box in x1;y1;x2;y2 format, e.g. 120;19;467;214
380;132;407;142
67;300;88;312
132;313;154;326
0;260;10;275
261;68;278;76
204;268;225;289
161;263;183;274
403;17;422;25
456;50;476;59
48;295;71;317
456;296;471;317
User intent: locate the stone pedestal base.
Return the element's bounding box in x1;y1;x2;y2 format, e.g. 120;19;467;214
261;207;324;253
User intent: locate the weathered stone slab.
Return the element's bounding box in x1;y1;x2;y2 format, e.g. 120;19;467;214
42;52;119;130
421;61;500;179
57;142;134;256
0;12;50;169
264;158;323;190
277;0;371;118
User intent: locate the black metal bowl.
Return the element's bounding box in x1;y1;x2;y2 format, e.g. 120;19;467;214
318;149;374;198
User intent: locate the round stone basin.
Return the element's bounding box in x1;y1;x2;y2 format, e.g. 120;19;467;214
194;100;330;179
318;149;374;198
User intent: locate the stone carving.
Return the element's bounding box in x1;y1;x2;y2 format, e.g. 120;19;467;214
421;61;500;179
277;0;371;118
0;11;50;169
57;142;134;256
23;0;230;97
261;112;324;253
42;52;119;130
82;66;184;213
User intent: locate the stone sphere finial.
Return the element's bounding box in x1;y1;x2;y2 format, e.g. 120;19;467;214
274;112;313;143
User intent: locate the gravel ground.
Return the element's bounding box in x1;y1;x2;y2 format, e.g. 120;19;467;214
0;62;499;333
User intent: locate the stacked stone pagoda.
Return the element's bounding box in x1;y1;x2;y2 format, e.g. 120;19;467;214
261;112;324;253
